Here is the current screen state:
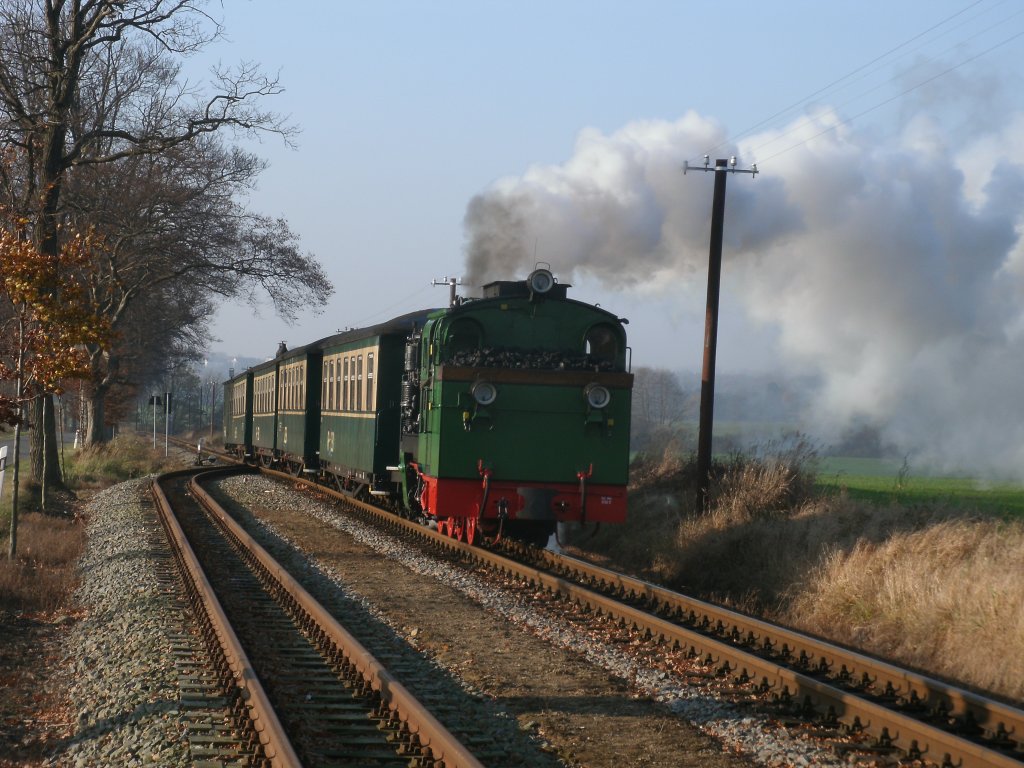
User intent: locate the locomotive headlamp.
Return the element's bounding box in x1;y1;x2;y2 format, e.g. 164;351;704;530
584;383;611;409
471;380;498;406
527;268;555;294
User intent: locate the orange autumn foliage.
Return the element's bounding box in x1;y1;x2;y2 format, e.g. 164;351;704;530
0;223;113;424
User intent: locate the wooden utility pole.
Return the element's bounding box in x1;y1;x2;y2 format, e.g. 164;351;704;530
684;156;757;513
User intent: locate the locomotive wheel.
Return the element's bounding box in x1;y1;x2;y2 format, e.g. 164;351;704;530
465;516;478;546
452;518;465;542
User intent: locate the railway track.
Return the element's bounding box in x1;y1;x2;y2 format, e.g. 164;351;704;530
151;465;484;767
233;460;1024;768
505;543;1024;768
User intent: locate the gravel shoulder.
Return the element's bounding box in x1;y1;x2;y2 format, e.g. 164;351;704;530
2;477;243;768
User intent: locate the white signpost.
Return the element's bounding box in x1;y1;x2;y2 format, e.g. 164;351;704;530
0;445;8;502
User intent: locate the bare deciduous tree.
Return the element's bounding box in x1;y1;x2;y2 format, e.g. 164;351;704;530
65;139;330;444
0;1;332;463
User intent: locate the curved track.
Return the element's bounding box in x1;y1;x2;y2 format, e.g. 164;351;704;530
241;460;1024;768
151;465;483;767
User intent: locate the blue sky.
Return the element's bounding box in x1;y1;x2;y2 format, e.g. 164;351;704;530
198;1;1024;476
207;1;1020;364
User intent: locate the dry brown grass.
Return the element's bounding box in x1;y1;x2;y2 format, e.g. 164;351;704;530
578;442;1024;702
63;432;180;487
1;433;174;614
783;513;1024;700
0;512;85;614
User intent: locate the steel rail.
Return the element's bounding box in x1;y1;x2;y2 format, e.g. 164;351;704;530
151;468;303;768
190;466;485;768
512;558;1023;768
532;547;1024;741
246;465;1022;768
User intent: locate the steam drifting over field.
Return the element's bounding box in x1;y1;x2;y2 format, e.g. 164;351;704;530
463;102;1024;478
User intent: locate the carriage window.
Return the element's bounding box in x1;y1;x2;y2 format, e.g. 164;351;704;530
333;359;339;411
584;324;619;363
335;357;341;411
357;355;364;411
342;358;350;411
366;352;375;412
349;356;354;411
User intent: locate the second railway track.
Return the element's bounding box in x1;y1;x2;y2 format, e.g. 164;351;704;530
152;466;485;767
227;459;1024;768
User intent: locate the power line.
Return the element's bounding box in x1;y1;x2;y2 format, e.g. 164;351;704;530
745;7;1024;161
348;282;434;327
706;0;989;156
694;0;1022;166
755;26;1024;164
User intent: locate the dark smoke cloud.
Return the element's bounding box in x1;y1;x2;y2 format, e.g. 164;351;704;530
462;108;1024;479
463;113;803;290
463;193;531;286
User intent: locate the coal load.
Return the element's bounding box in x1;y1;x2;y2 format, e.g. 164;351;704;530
447;346;616;372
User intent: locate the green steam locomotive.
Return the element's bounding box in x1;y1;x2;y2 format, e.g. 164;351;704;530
223;268;633;545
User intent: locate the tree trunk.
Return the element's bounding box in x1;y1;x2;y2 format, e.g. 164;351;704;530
8;321;24;559
81;345;118;448
29;394;63;488
40;399;47;513
84;387;109;447
8;420;20;560
30;396;40;478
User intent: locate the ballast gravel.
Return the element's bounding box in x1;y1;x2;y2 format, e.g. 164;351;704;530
46;472;889;766
42;478;227;767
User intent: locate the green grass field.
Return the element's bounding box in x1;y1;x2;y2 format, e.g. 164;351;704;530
635;419;1024;520
816;456;1024;518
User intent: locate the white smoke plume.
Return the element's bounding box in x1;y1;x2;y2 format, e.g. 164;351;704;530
462;108;1024;478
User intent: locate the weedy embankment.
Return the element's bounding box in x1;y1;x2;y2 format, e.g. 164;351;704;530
0;512;84;614
578;439;1024;702
61;433;182;488
1;433;182;609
